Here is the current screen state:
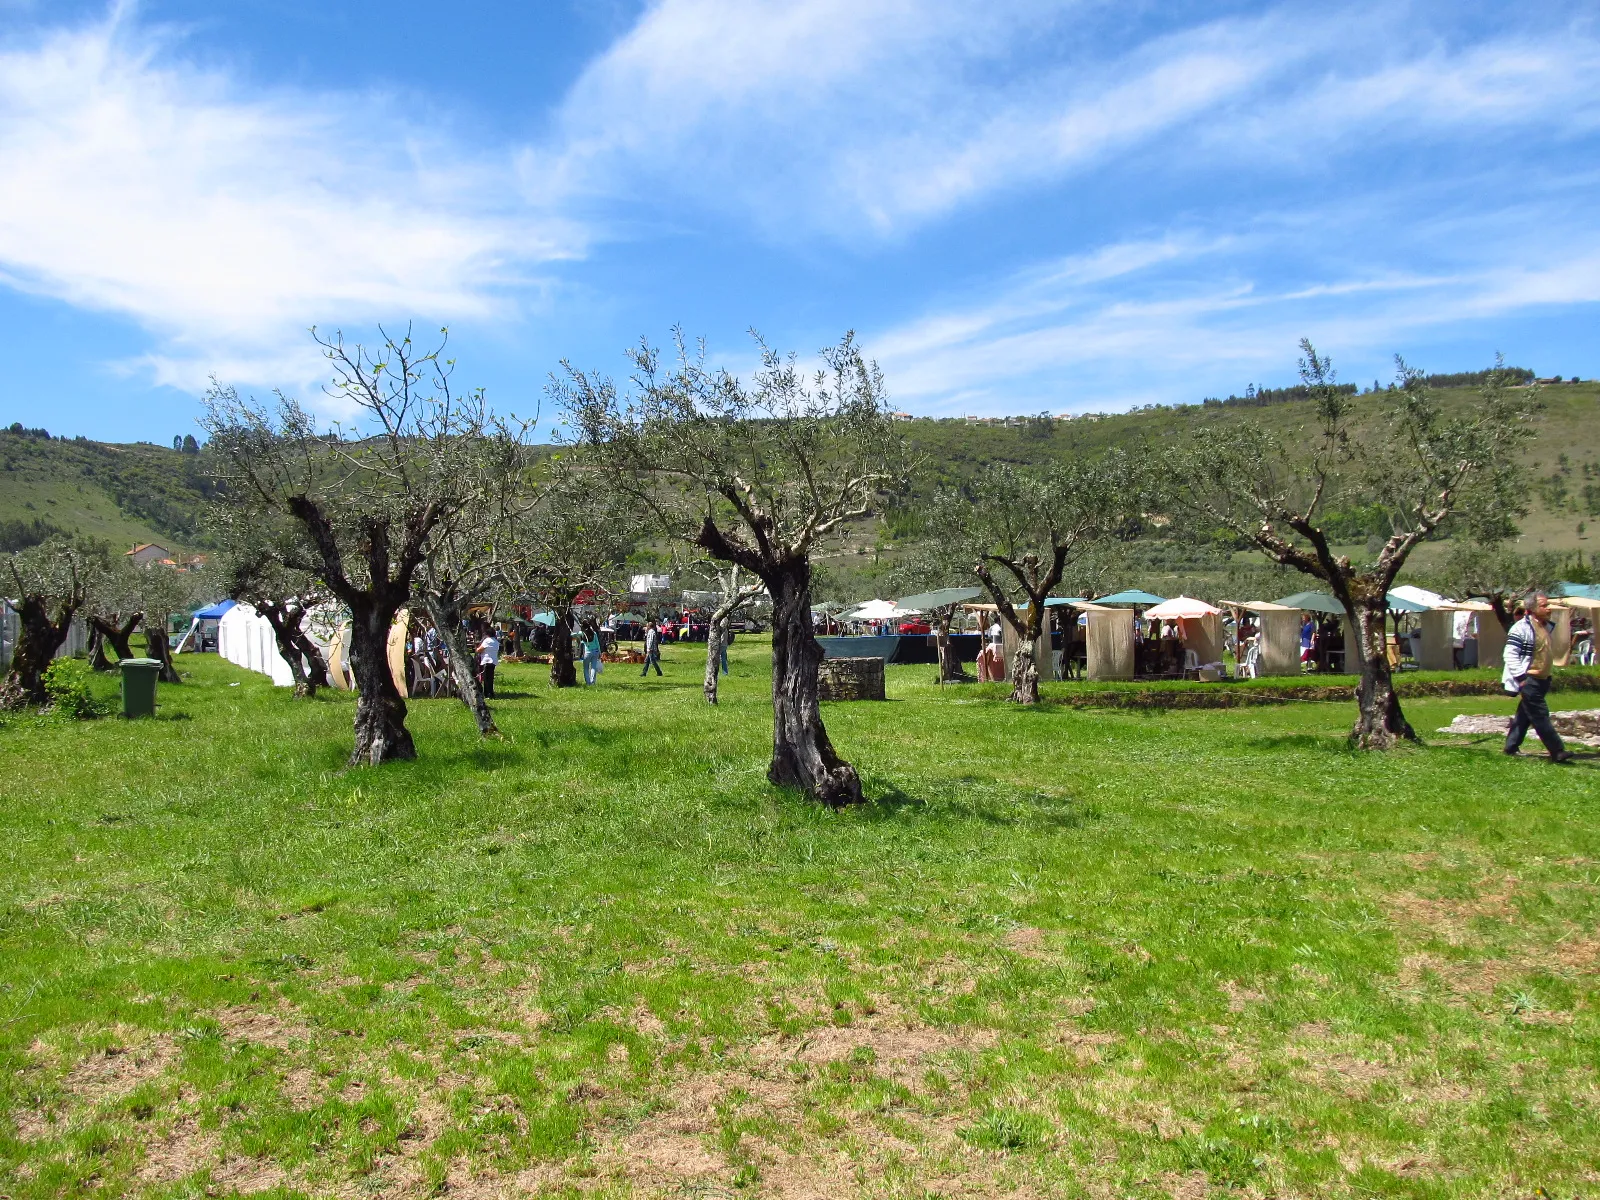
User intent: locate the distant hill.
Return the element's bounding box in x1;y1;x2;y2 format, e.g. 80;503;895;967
0;427;221;555
4;376;1596;599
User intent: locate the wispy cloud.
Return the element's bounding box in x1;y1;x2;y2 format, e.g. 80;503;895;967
0;11;582;396
539;1;1600;240
869;206;1600;413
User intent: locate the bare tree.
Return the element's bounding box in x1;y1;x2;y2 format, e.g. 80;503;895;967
923;456;1141;704
558;330;909;807
3;538;106;705
1170;345;1538;748
202;326;495;765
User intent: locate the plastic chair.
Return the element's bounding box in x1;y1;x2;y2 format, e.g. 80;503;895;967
1238;641;1259;679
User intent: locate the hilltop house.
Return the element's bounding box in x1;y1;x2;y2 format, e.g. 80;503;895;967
126;543;172;566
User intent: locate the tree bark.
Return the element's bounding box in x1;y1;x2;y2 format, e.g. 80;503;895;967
933;606;967;683
88;625;112;672
4;595;77;705
1348;601;1416;748
421;594;498;736
703;615;727;704
1007;612;1043;705
550;608;578;688
1489;596;1515;632
347;599;415;765
256;601;314;698
294;629;332;689
91;613;141;663
146;625;180;683
765;565;863;807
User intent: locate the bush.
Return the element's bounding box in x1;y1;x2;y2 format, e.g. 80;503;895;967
43;658;104;719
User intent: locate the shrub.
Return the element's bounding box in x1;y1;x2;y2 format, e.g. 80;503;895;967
43;658;104;719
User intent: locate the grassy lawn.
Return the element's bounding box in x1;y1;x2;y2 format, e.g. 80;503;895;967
2;640;1597;1198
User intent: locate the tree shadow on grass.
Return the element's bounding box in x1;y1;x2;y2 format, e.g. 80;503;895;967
860;773;1092;830
1243;733;1363;753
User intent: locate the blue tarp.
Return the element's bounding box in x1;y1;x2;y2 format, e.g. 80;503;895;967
816;635;901;663
1555;581;1600;599
193;600;235;620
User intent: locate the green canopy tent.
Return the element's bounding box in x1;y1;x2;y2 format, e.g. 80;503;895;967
1275;590;1345;615
895;586;985;683
1094;589;1167;606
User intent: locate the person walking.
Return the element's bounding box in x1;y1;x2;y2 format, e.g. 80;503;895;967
582;625;603;686
640;619;663;677
1502;592;1573;762
476;627;500;699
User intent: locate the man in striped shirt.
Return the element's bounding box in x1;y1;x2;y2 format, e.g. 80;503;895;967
1501;592;1573;762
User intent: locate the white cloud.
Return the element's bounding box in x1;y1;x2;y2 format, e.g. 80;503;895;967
0;11;583;399
868;216;1600;413
539;1;1600;240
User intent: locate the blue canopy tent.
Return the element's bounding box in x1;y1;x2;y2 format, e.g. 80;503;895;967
176;599;236;653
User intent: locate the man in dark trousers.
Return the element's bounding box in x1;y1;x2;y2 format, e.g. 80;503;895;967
640;619;663;677
1502;592;1573;762
476;628;500;699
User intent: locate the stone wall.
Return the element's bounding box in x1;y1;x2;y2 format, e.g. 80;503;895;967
818;656;886;701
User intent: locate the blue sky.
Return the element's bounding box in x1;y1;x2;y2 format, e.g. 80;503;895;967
1;0;1597;441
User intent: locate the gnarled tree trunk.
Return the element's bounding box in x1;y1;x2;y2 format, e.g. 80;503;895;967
88;625;112;672
1348;601;1415;748
766;565;862;807
703;615;728;705
421;594;497;736
347;600;415;765
91;614;141;663
4;596;77;705
147;625;180;683
933;608;966;684
257;602;315;698
550;608;578;688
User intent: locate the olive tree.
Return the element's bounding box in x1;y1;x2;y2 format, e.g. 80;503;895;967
3;538;106;705
923;455;1142;704
558;330;908;807
202;327;495;765
1170;344;1537;748
1435;541;1562;632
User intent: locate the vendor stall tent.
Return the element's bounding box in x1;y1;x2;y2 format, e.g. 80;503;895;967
218;602;296;687
1143;596;1224;674
174;599;235;654
1228;601;1302;677
1073;601;1135;681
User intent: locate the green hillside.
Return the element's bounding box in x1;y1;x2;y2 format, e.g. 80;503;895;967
0;429;221;555
5;378;1596;593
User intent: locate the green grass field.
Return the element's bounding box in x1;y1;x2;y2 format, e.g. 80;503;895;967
3;640;1597;1198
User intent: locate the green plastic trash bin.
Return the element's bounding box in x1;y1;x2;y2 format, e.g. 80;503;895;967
119;657;161;718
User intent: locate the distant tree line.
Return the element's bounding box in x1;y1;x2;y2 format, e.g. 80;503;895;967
1200;366;1533;410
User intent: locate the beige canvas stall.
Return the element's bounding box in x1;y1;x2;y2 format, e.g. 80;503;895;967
1075;602;1135;680
388;612;411;698
326;624;352;689
1178;613;1224;665
1230;601;1302;677
1414;609;1456;670
1552;604;1573;667
1473;608;1507;674
998;606;1048;684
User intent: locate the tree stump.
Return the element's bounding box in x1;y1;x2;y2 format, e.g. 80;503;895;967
817;656;886;701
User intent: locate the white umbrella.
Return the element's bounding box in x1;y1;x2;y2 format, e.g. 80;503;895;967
846;599;900;621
